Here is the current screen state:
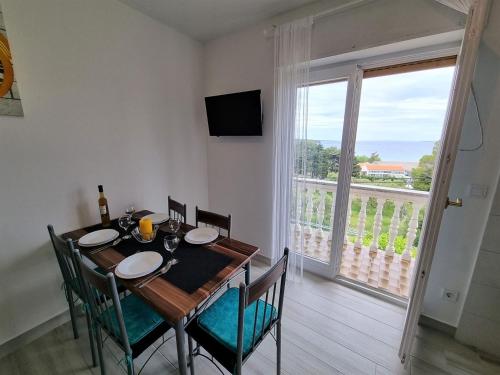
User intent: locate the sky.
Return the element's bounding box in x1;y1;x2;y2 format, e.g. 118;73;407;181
306;66;455;142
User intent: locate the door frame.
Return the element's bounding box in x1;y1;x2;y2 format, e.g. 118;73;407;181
399;0;490;365
302;44;461;281
301;64;360;278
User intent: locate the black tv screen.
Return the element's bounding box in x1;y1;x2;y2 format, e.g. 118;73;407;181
205;90;262;136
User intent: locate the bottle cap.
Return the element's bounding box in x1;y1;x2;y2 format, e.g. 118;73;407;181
98;185;103;192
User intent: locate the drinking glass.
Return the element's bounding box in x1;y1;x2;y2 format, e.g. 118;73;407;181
118;214;132;232
125;205;136;216
164;234;180;265
169;217;181;234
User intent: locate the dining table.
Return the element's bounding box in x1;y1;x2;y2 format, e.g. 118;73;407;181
62;210;259;375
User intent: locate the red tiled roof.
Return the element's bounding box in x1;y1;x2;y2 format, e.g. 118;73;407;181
361;163;405;172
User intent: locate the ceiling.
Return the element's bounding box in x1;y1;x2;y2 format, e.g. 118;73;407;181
118;0;318;42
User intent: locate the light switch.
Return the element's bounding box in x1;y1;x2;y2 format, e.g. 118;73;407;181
468;184;488;199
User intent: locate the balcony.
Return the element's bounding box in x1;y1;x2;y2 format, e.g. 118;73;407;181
292;178;429;299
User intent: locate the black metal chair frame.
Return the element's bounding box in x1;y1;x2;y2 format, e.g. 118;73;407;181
168;195;187;224
195;206;232;239
74;249;172;375
186;248;289;375
47;225;98;367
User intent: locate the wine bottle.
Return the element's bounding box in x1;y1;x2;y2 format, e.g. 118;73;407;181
98;185;111;227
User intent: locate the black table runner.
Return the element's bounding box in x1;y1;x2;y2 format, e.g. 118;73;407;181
78;219;233;294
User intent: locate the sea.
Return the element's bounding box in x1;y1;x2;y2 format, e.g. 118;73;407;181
317;140;436;162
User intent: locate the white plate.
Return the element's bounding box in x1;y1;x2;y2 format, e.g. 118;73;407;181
185;227;219;245
142;213;169;225
78;229;119;247
114;252;163;279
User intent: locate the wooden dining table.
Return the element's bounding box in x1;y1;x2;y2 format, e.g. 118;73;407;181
62;210;259;375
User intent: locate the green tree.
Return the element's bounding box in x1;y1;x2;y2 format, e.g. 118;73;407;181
322;146;341;177
368;152;381;163
356;152;381;163
295;140;341;179
412;142;440;191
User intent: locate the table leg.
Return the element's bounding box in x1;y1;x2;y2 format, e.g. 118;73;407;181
175;320;188;375
244;262;251;285
187;312;195;375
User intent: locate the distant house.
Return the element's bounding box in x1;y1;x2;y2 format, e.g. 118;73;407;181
359;163;409;179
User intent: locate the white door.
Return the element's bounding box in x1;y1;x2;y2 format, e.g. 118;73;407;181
300;64;362;278
399;0;489;364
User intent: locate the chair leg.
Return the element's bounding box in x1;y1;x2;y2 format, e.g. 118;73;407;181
126;354;135;375
95;325;106;375
276;322;282;375
85;306;97;367
66;287;79;339
188;335;195;375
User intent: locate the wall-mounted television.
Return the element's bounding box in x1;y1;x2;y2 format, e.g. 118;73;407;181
205;90;262;136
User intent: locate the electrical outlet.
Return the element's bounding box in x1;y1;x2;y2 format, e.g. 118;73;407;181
442;289;459;302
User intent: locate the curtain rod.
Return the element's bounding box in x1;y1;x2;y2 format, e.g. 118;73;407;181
313;0;373;20
264;0;373;35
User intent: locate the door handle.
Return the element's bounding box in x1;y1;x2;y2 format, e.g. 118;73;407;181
446;197;463;208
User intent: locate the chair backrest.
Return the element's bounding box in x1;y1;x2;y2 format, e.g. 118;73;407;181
195;206;231;238
168;195;187;224
236;248;289;361
47;225;80;294
74;250;132;355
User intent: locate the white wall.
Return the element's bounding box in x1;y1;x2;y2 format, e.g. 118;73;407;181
204;0;464;261
422;1;500;326
0;0;208;345
456;174;500;357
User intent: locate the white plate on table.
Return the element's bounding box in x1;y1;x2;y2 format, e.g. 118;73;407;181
142;213;169;225
78;229;119;247
114;252;163;279
184;227;219;245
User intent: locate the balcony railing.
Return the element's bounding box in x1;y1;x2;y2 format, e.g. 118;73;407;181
292;177;429;298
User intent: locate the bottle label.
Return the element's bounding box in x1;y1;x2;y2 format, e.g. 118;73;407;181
99;205;107;215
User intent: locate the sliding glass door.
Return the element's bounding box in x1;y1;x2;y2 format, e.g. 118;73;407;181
296;65;361;277
298;57;456;296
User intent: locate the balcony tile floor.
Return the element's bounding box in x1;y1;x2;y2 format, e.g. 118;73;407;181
339;244;414;298
302;233;414;298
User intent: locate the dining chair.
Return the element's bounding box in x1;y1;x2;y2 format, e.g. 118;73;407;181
47;225;97;367
74;249;172;375
168;195;187;224
195;206;231;238
185;248;289;375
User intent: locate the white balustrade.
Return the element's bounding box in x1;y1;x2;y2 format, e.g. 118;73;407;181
402;203;421;262
315;189;326;245
354;196;368;251
328;192;336;246
370;198;384;254
304;188;314;239
344;197;352;247
386;200;403;258
293;178;428;262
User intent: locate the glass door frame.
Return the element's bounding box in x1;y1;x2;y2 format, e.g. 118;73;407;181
303;45;461;282
301;63;363;278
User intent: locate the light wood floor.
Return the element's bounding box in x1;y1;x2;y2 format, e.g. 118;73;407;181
1;261;499;375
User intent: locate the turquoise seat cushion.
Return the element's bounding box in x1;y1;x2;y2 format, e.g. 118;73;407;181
197;287;277;355
98;294;165;346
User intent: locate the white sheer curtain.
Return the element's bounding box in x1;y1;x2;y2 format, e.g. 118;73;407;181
271;17;313;281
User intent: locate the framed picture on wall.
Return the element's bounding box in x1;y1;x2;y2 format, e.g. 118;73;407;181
0;4;23;117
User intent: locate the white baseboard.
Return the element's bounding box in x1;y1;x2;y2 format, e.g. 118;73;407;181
253;253;272;266
0;309;70;360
